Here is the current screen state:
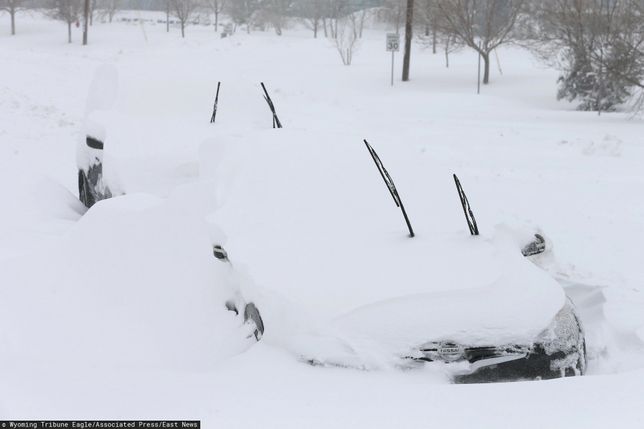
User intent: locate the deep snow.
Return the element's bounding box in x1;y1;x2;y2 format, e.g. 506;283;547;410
1;9;644;428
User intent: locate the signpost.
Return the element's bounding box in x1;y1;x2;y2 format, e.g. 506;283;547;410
386;33;400;87
477;40;482;94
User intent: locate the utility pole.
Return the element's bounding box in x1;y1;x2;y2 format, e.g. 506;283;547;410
82;0;90;45
402;0;414;81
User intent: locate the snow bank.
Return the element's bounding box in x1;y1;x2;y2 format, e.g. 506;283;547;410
3;13;644;424
0;192;255;374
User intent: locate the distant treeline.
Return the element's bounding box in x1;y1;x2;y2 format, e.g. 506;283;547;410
23;0;384;12
24;0;166;10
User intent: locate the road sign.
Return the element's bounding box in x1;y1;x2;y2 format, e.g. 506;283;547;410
386;33;400;86
386;33;400;52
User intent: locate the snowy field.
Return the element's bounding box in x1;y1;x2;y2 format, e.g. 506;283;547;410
2;10;644;428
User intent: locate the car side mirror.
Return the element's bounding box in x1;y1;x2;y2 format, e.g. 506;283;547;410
213;244;229;262
521;234;546;257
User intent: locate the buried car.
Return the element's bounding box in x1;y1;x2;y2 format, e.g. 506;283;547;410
0;192;265;375
75;65;265;344
206;129;587;383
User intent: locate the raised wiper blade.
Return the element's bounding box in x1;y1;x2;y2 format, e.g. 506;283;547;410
210;81;221;124
453;174;479;236
260;82;283;128
364;139;414;238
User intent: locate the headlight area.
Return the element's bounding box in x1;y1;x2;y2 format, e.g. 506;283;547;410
534;300;587;377
410;302;586;384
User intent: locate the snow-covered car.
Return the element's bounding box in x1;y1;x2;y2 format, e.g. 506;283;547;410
205;129;587;383
74;66;265;344
0;191;265;378
79;64;585;382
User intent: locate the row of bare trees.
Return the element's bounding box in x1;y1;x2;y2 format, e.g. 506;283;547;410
0;0;120;39
4;0;644;111
404;0;644;110
403;0;524;84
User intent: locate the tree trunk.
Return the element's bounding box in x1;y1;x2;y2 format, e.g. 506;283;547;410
313;19;318;38
181;22;185;38
322;18;327;37
10;9;15;36
215;12;218;32
166;2;170;32
482;52;490;84
83;0;90;45
402;0;414;82
67;21;72;43
432;27;437;54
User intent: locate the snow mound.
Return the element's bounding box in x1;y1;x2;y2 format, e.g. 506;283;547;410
0;193;255;374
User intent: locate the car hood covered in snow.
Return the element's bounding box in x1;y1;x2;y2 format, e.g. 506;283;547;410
200;129;566;368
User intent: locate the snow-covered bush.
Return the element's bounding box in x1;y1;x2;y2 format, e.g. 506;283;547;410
556;48;632;112
531;0;644;112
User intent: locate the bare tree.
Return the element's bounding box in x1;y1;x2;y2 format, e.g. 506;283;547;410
417;0;437;51
95;0;119;22
348;7;368;38
170;0;198;37
49;0;84;43
381;0;405;34
227;0;259;33
419;26;463;67
333;16;359;65
261;0;293;35
1;0;24;35
298;0;324;38
434;0;526;84
326;0;346;38
204;0;226;31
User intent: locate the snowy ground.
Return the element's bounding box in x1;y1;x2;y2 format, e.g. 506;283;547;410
1;11;644;427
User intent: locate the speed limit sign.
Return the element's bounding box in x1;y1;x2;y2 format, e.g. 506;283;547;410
386;33;400;52
386;33;400;86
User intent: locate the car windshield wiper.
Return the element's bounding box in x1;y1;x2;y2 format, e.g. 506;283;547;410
260;82;283;128
364;139;414;238
453;174;479;236
210;81;221;124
